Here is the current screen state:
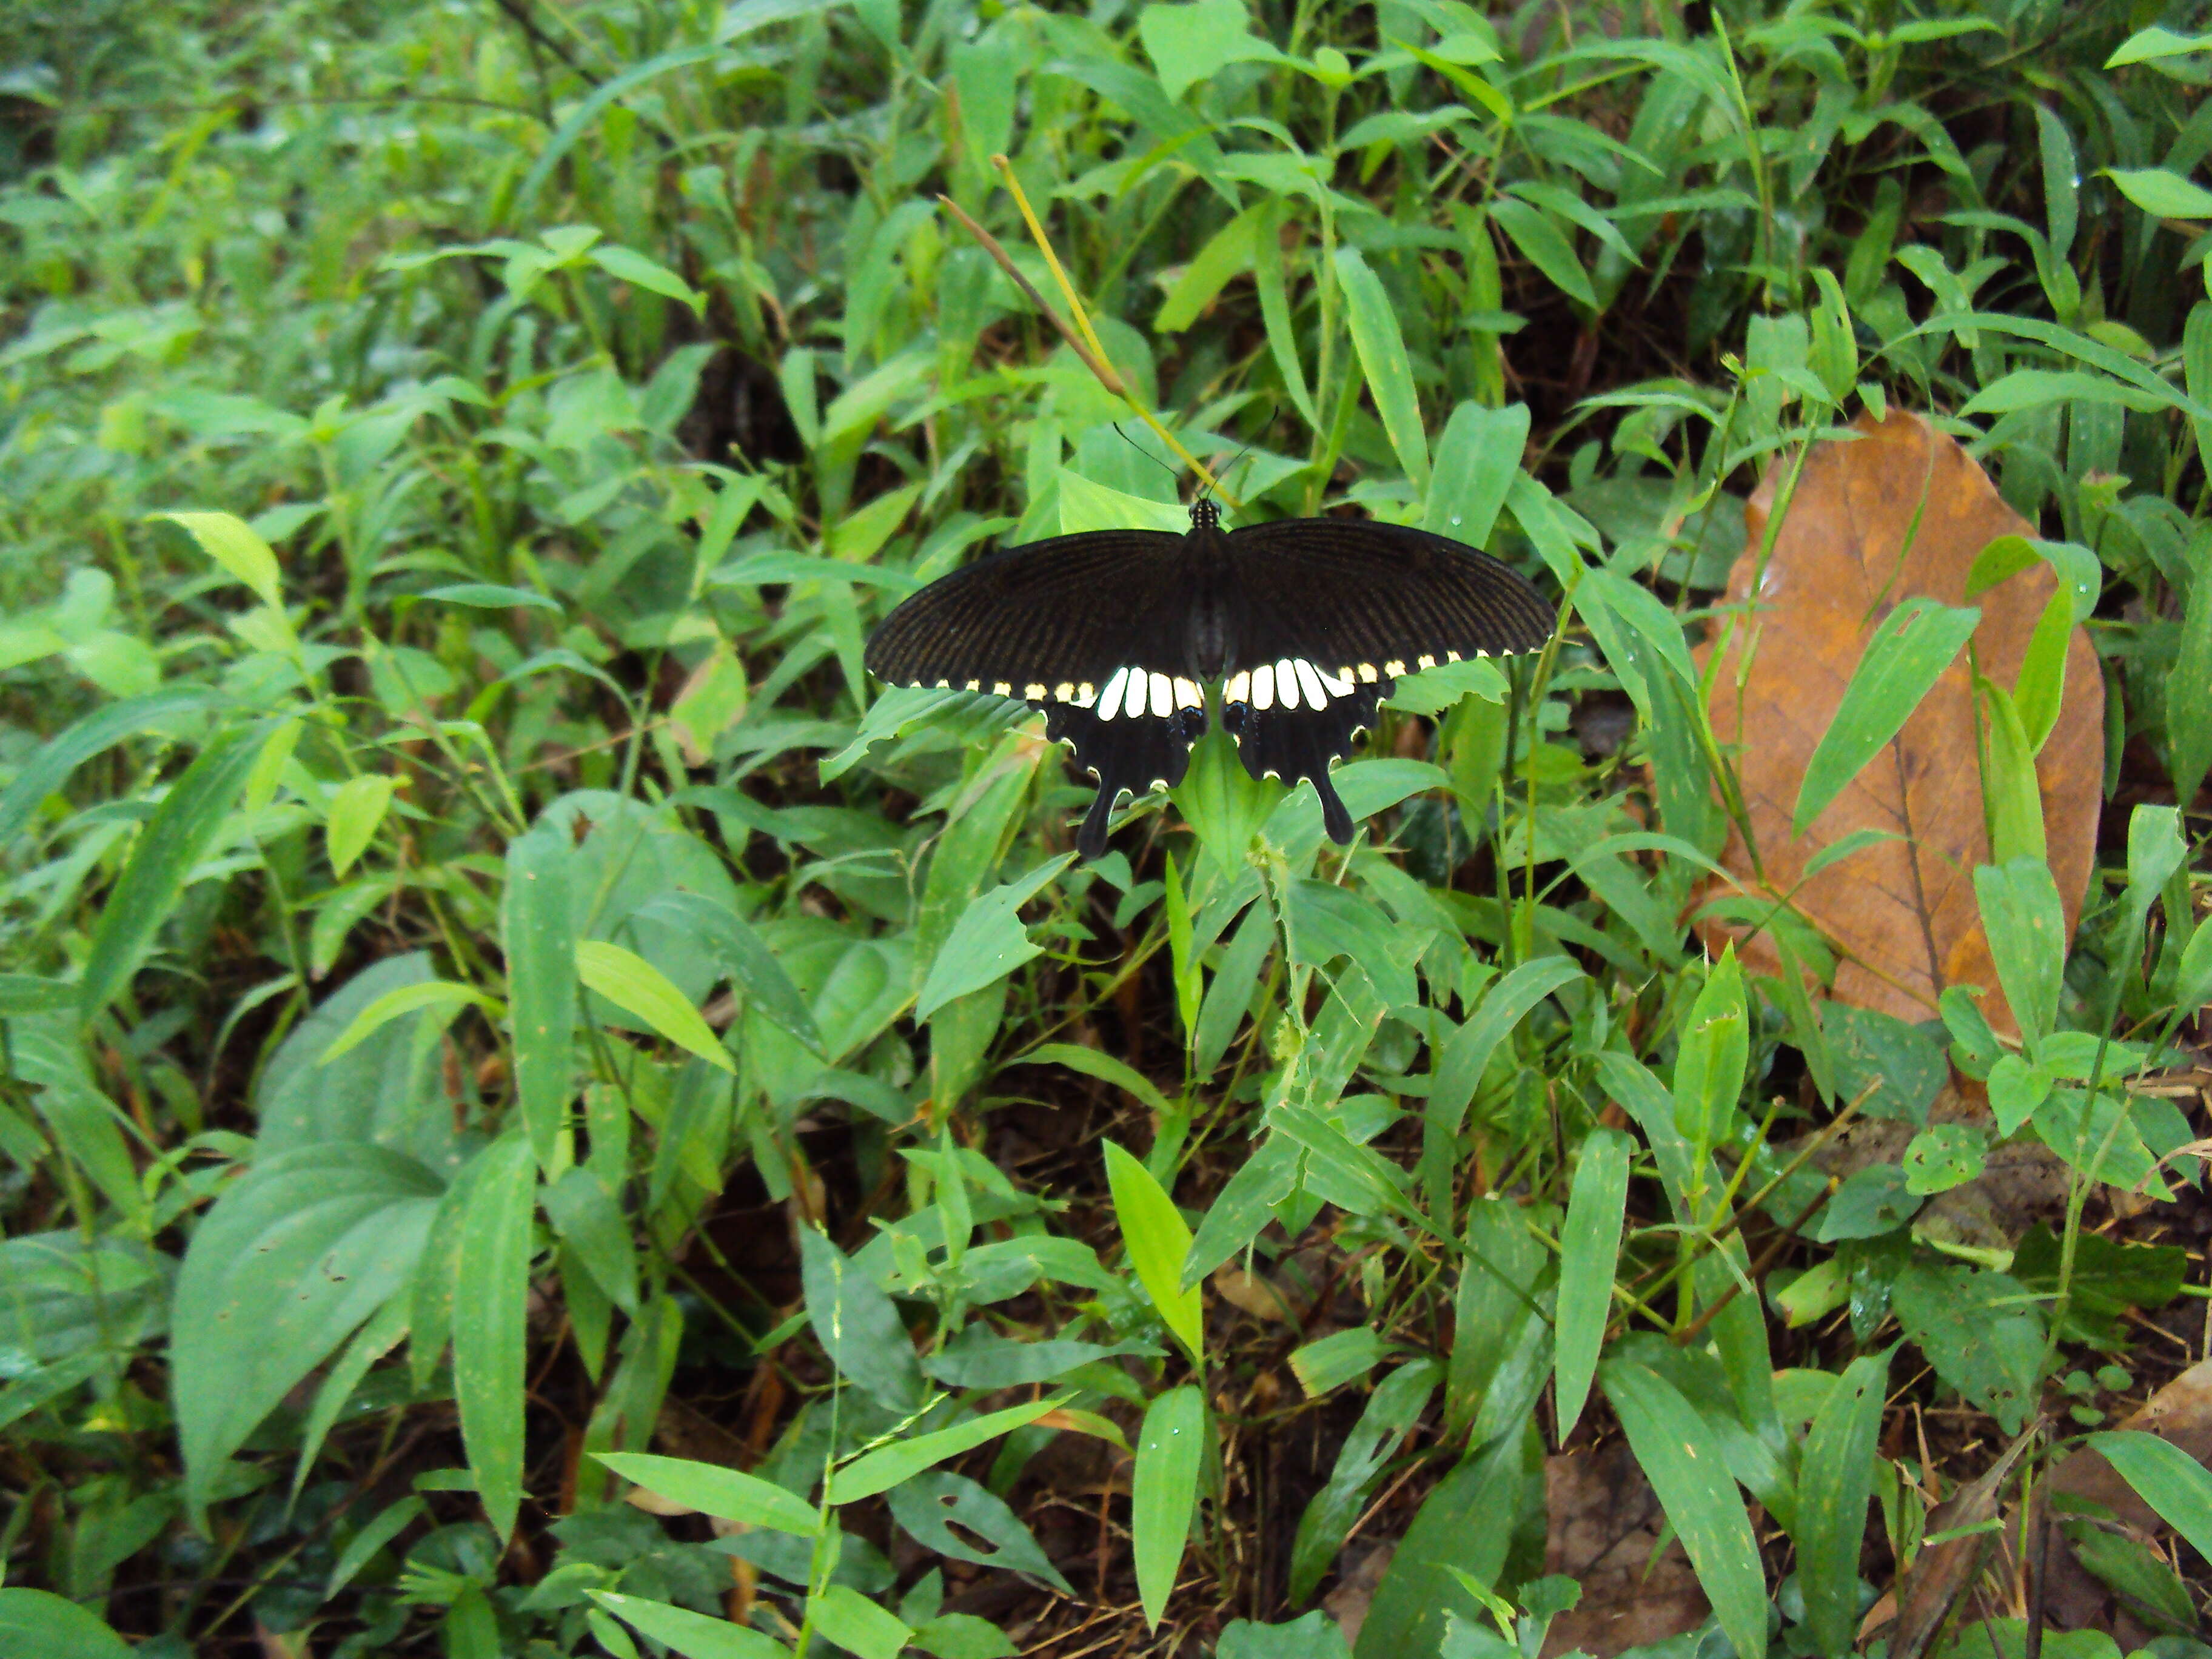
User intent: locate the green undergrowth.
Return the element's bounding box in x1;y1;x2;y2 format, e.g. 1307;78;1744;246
2;2;2211;1657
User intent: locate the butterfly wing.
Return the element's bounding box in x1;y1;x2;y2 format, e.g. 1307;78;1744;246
863;529;1205;856
1222;519;1554;843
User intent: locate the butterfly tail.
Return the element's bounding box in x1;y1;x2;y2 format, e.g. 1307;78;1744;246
1076;786;1117;859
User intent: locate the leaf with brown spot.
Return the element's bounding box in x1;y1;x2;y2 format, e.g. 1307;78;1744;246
1694;411;2103;1039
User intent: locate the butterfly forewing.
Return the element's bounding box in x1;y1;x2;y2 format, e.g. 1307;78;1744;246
1215;518;1553;842
863;528;1204;855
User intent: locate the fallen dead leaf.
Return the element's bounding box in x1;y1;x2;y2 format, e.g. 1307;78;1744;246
1695;411;2103;1038
1871;1421;2042;1658
1211;1264;1302;1323
1538;1442;1711;1657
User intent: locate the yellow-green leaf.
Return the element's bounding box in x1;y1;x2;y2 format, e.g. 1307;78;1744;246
574;939;734;1073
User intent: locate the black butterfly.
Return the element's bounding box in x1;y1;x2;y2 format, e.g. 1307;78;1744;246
863;499;1555;857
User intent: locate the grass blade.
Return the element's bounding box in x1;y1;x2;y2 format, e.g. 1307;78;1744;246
504;825;578;1165
1132;1385;1205;1630
453;1133;537;1541
1333;246;1429;493
1794;1352;1889;1654
1103;1140;1204;1365
1553;1127;1630;1441
574;939;733;1073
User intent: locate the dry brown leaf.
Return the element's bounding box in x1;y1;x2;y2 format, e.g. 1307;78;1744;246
1694;411;2103;1038
1537;1443;1711;1657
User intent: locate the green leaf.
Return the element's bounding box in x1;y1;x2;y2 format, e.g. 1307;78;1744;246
1671;945;1748;1176
2170;551;2212;808
171;1144;443;1520
1289;1327;1387;1398
79;722;267;1021
1352;1427;1524;1659
1027;1042;1173;1119
325;774;394;877
826;1395;1068;1503
0;974;76;1017
1058;471;1190;536
0;1588;133;1659
1184;1133;1299;1290
504;825;579;1167
1156;204;1264;332
1424;402;1529;549
1973;857;2065;1046
1104;1139;1205;1364
2103;167;2212;220
1601;1359;1768;1659
1892;1262;2042;1435
1255;199;1318;428
809;1586;911;1659
454;1133;537;1542
420;581;563;612
1553;1128;1629;1441
1793;598;1980;836
1133;1385;1207;1629
1333;246;1430;492
1793;1352;1888;1654
1488;197;1596;309
1289;1361;1438;1606
887;1470;1072;1594
590;244;704;311
0;688;209;849
595;1452;819;1534
915;855;1074;1022
326;1495;426;1598
319;979;504;1065
574;939;734;1073
541;1167;638;1316
1138;0;1283;101
590;1591;788;1659
2088;1430;2212;1564
2108;25;2212;65
799;1224;924;1412
157;509;282;607
1425;956;1583;1213
635;891;823;1053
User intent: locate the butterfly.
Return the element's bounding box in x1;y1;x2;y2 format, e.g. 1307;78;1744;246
863;498;1556;857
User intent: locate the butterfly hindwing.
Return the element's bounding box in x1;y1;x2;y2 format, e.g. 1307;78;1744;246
863;530;1205;854
1213;518;1553;844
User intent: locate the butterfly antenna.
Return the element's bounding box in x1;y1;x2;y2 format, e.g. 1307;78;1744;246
1113;421;1181;488
1198;435;1261;505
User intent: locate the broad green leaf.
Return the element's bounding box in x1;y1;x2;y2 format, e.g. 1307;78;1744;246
1133;1386;1207;1629
575;939;734;1073
1183;1133;1299;1290
1289;1361;1438;1606
1793;598;1980;836
1028;1042;1174;1119
1289;1327;1387;1398
635;891;823;1053
915;855;1074;1021
1156;203;1264;332
1892;1262;2042;1435
2103;167;2212;220
591;1592;787;1659
1103;1139;1205;1364
1488;197;1596;309
1601;1359;1767;1659
1424;401;1529;549
1334;247;1429;492
158;509;282;607
886;1470;1071;1593
1352;1427;1524;1659
541;1167;638;1316
0;688;209;848
1671;945;1747;1175
590;244;703;311
504;825;578;1166
325;774;394;877
1553;1128;1629;1441
799;1224;924;1411
319;979;504;1065
2089;1430;2212;1563
826;1395;1068;1502
809;1586;911;1659
2170;553;2212;809
454;1133;537;1541
1058;471;1190;536
79;722;266;1021
0;1588;133;1659
1794;1352;1889;1654
1973;857;2065;1046
2108;25;2212;64
595;1452;819;1534
172;1144;443;1521
1138;0;1283;101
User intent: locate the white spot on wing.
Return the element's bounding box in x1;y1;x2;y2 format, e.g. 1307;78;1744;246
1225;670;1250;704
1075;681;1097;707
1148;672;1171;719
1252;663;1275;710
1025;682;1047;699
1319;665;1353;696
1415;655;1435;671
1294;659;1327;707
991;680;1012;696
1053;682;1074;701
1122;668;1148;720
1356;664;1378;683
1275;658;1301;709
1383;660;1406;677
1097;666;1129;721
1173;677;1202;709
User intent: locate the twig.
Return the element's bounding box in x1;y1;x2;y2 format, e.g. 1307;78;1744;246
1671;1176;1837;1347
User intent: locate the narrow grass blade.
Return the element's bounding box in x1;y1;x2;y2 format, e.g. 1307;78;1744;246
1133;1386;1206;1630
1553;1127;1630;1441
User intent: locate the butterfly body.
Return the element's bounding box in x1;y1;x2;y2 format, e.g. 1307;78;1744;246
865;498;1553;856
